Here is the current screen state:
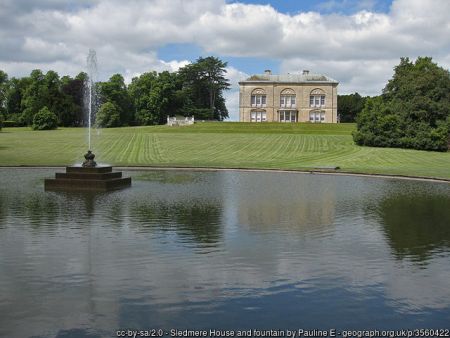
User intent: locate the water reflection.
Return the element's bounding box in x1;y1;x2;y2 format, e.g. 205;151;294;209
0;169;450;338
378;192;450;262
131;201;222;245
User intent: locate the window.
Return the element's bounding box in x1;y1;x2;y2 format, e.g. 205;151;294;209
279;110;297;123
309;111;325;123
251;111;266;122
280;95;296;108
310;95;325;107
251;95;266;107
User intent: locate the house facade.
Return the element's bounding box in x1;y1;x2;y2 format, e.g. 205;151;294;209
239;70;338;123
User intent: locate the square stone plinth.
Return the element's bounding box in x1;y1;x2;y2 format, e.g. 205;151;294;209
45;166;131;191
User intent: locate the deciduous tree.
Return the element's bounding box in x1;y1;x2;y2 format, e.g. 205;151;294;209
99;74;133;125
96;101;121;128
353;57;450;151
337;93;366;123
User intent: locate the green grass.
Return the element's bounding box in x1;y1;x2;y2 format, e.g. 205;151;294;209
1;123;449;179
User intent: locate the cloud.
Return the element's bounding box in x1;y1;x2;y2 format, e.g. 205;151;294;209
0;0;449;117
224;66;249;121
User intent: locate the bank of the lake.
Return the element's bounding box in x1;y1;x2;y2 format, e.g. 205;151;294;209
0;123;449;179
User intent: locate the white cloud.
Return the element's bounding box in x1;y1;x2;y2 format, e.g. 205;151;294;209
224;66;249;121
0;0;450;114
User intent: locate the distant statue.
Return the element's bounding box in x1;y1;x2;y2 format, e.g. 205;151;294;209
82;150;97;167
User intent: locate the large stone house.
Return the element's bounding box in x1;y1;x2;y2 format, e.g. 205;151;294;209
239;70;338;123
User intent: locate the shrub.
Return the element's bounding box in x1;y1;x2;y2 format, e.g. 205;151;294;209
95;102;121;128
32;107;58;130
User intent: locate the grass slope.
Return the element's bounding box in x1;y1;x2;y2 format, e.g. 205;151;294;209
0;123;449;179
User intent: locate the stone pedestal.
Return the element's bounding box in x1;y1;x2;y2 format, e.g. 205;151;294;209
45;166;131;191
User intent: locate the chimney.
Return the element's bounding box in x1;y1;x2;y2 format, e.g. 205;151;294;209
264;69;272;75
302;70;309;75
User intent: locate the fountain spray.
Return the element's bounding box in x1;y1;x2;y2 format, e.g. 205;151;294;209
86;49;98;151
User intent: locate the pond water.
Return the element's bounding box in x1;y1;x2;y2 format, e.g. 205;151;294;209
0;169;449;338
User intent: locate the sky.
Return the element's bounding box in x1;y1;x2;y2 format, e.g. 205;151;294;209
1;0;449;121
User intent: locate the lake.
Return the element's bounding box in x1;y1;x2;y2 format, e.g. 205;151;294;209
0;168;449;338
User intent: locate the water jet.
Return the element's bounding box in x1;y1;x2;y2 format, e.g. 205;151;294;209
45;50;131;191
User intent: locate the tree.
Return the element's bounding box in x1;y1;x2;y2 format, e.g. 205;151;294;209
5;77;28;123
32;106;58;130
147;71;183;124
353;57;450;151
129;71;186;125
128;71;159;125
0;70;8;118
59;74;85;126
178;56;230;120
99;74;133;125
95;102;121;128
337;93;366;122
21;70;64;126
21;69;46;125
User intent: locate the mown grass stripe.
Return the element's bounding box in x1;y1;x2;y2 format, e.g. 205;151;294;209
1;124;449;179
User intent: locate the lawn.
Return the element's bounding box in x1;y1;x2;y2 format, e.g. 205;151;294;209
1;122;449;179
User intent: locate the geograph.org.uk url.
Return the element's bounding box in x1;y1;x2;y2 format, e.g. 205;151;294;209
116;328;450;338
340;328;450;337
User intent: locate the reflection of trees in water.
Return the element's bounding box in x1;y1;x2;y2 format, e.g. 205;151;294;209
0;193;60;229
0;190;124;229
0;194;5;227
378;193;450;263
23;193;59;228
131;200;222;245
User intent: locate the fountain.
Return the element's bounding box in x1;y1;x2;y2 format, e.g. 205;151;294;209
44;50;131;191
86;49;97;150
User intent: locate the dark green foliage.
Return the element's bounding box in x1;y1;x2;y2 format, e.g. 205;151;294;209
337;93;366;122
129;71;184;125
96;102;121;128
99;74;133;125
0;70;8;119
129;71;159;125
2;120;24;127
5;77;27;122
59;74;85;126
178;56;230;120
0;113;3;130
32;106;58;130
353;57;450;151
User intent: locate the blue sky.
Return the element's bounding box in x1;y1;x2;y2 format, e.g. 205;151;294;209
227;0;392;15
0;0;449;120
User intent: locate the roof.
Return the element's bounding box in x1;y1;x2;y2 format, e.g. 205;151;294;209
239;72;338;84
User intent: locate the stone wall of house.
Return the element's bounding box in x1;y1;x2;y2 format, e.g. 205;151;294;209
239;82;338;123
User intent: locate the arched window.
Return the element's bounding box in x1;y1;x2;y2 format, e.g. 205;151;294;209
309;88;325;108
280;88;296;108
250;109;267;122
251;88;266;107
309;110;325;123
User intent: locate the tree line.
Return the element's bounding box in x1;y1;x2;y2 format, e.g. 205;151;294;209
0;56;230;129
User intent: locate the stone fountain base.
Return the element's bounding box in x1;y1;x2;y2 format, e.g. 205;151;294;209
45;166;131;191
